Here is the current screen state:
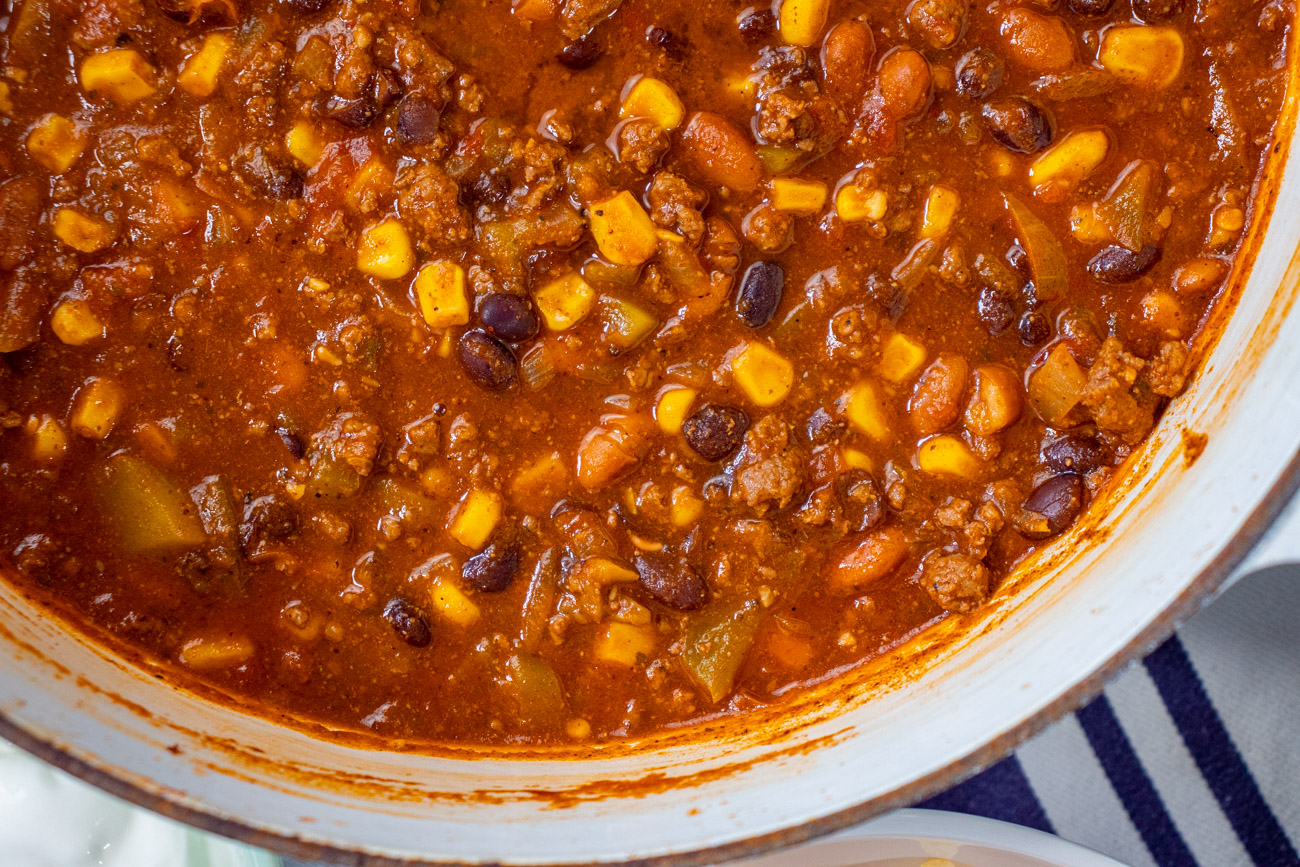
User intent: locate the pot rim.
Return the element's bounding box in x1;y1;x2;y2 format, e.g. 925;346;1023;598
1;442;1296;867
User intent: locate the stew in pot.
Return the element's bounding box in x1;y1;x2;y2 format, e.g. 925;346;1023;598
0;0;1291;744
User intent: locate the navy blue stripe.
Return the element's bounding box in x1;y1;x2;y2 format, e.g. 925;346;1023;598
918;756;1054;833
1145;636;1300;867
1077;694;1197;867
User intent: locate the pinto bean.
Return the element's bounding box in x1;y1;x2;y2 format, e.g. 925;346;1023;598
877;48;933;120
981;97;1054;154
823;526;910;591
998;8;1075;74
907;0;969;50
964;364;1024;436
634;551;707;610
909;354;970;436
679;112;764;193
821;19;875;105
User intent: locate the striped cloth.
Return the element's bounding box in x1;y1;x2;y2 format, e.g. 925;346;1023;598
919;564;1300;867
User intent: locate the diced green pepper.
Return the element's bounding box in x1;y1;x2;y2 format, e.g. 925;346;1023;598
681;599;764;704
503;653;566;727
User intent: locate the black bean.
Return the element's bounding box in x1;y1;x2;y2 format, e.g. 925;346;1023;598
1067;0;1114;15
239;495;299;556
1018;473;1085;539
458;329;518;390
955;48;1004;99
1087;244;1161;284
1132;0;1183;21
324;95;378;129
737;7;776;42
1018;310;1051;346
735;261;784;328
463;543;520;593
634;551;707;611
682;404;750;461
479;293;539;342
462;171;511;211
233;147;302;200
838;471;885;532
558;34;602;69
805;407;847;444
1042;434;1107;474
646;25;688;59
395;94;442;146
981;97;1054;154
1006;243;1030;277
274;426;305;460
977;286;1014;335
383;597;432;648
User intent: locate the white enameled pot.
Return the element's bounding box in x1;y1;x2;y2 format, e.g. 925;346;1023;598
4;68;1300;867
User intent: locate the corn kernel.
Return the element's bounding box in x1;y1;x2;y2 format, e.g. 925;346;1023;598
80;49;157;103
70;377;125;440
413;260;469;329
29;415;69;463
836;184;888;223
600;296;657;350
726;75;758;100
771;178;828;215
429;577;482;627
513;0;558;18
589;191;659;267
779;0;829;46
758;145;803;175
536;272;597;330
1030;130;1110;197
844;447;873;471
730;342;795;407
52;207;116;253
1098;25;1184;89
620;76;685;130
357;218;414;280
285;121;326;168
985;147;1015;179
178;32;232;98
919;185;960;239
179;635;255;670
50;299;104;346
345;157;394;213
1069;203;1110;245
917;434;983;478
878;333;927;383
26;114;85;174
842;381;890;441
593;621;655;667
449;488;502;550
670;484;704;527
153;177;201;232
510;450;568;502
655;386;697;434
